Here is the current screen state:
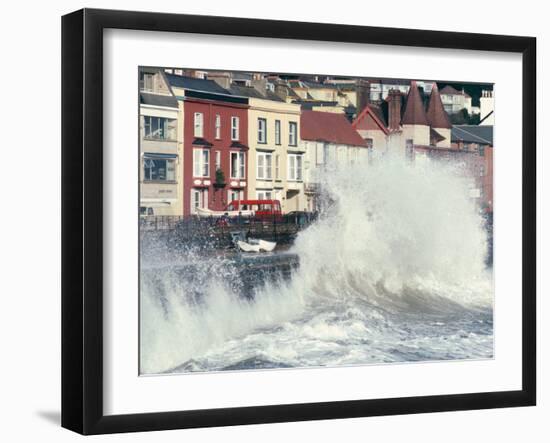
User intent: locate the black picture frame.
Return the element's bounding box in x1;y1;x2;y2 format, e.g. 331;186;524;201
61;8;536;435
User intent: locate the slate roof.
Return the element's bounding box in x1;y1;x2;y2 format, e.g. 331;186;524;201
401;81;429;126
301;110;366;147
451;125;493;145
426;83;452;129
165;74;230;95
139;92;178;109
226;84;284;102
302;80;338;89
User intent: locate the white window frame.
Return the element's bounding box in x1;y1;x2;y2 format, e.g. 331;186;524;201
143;156;176;182
228;189;244;204
215;150;221;170
190;188;208;214
258;118;267;143
288;153;303;181
230;151;246;179
193;148;210;178
231;116;240;141
257;190;273;200
215;114;221;139
256;152;273;180
194;112;204;138
275;119;281;145
275;154;280;180
289;121;298;146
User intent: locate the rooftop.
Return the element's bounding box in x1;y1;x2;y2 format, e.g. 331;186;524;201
451;125;493;145
139;92;178;109
301;110;366;146
165;73;230;95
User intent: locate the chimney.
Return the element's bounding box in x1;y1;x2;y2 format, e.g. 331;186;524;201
252;78;267;96
356;79;370;115
386;89;402;131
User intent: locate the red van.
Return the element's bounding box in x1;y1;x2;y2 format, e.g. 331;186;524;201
225;199;283;221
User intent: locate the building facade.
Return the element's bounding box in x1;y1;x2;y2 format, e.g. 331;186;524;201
301;110;368;211
244;96;305;213
167;74;250;216
139;68;182;216
440;85;472;115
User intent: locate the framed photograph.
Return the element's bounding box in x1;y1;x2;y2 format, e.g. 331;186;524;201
61;8;536;435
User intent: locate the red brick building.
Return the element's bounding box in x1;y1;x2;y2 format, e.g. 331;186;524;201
167;74;249;216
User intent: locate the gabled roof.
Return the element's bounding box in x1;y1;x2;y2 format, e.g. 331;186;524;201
165;74;229;95
301;110;366;147
139;92;178;109
430;128;446;144
439;85;462;95
401;81;429;126
452;125;493;145
426;83;452;129
352;104;389;135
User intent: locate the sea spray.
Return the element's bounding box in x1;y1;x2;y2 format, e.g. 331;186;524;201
140;155;493;374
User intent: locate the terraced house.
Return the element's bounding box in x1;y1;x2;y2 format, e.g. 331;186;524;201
229;85;305;213
139;68;182;216
166;74;249;216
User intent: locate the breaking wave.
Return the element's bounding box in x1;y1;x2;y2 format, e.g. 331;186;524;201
140;155;493;375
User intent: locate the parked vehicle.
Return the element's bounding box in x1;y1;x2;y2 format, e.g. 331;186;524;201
196;199;283;222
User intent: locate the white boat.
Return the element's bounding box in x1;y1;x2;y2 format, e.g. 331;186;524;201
195;207;255;218
237;239;277;253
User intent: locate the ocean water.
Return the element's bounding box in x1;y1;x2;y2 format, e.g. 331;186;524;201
140;156;493;375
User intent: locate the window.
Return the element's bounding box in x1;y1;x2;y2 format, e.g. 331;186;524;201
230;152;246;179
191;189;208;214
479;145;485;157
231;116;240;140
140;72;154;91
289;122;298;146
215;114;221;139
288;154;303;181
275;120;281;145
257;190;273;200
194;112;204;137
215;151;221;170
143;156;176;181
228;189;244;203
193;149;210;177
275;154;280;179
143;116;176;140
258;118;267;143
257;152;273;179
